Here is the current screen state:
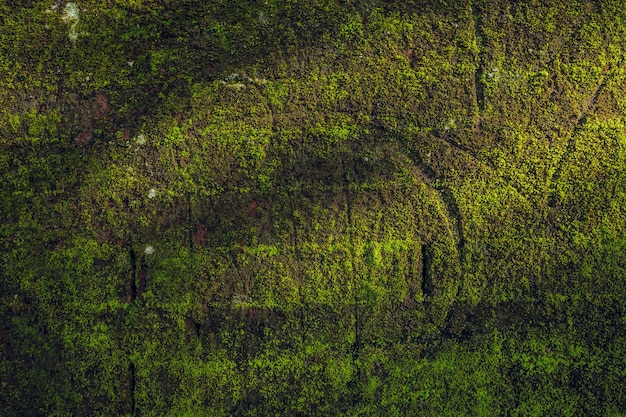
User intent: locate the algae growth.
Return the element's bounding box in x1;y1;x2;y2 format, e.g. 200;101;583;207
1;0;626;415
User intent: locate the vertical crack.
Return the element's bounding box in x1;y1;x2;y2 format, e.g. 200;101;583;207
413;165;466;340
402;151;467;331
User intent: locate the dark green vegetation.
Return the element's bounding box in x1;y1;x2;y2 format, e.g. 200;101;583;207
2;0;626;415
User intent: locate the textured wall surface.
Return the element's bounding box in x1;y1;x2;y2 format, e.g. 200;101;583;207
1;1;626;415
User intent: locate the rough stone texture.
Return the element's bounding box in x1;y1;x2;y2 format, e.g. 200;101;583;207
1;1;626;415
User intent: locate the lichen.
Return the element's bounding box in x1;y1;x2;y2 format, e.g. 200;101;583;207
1;1;626;415
61;2;79;42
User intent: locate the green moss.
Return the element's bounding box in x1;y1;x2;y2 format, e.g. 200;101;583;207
2;0;626;415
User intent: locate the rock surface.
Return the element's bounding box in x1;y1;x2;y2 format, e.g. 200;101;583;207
1;1;626;415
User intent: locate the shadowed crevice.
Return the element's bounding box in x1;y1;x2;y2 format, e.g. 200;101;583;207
402;145;467;333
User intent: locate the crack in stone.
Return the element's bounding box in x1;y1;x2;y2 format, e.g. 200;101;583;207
408;161;465;340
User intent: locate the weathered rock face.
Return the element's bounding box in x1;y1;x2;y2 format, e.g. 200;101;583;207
2;1;626;415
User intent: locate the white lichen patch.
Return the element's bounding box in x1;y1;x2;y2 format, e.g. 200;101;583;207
61;3;80;41
232;294;253;307
144;245;155;255
136;134;146;145
61;2;79;22
443;118;457;132
222;72;267;87
225;83;246;90
148;188;157;199
487;67;500;80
